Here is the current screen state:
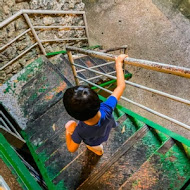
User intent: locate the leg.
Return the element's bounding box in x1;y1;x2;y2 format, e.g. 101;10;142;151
86;144;104;156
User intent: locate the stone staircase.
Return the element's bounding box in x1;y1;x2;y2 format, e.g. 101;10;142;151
0;53;189;190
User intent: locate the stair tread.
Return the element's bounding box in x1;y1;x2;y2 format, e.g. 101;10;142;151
52;115;143;188
26;99;72;145
120;138;190;190
54;57;76;86
43;111;125;183
19;57;70;122
78;126;168;190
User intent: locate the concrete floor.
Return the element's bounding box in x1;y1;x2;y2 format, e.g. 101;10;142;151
83;0;190;139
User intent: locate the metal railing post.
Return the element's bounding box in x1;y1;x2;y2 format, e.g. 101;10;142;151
83;13;90;46
67;51;80;85
23;13;46;55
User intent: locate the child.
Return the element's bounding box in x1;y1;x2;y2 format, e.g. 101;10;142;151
63;54;128;155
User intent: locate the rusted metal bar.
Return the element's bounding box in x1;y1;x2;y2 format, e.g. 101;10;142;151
66;46;190;78
0;10;23;28
76;61;115;73
77;76;190;131
41;38;88;43
23;13;46;55
34;26;86;29
82;12;90;46
0;29;31;52
102;45;128;53
74;62;190;105
22;9;85;15
0;43;38;71
0;111;22;138
79;71;116;83
67;51;79;85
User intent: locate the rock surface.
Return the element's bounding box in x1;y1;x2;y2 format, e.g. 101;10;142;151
0;0;87;83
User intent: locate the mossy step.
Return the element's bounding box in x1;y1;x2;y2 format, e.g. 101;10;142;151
79;125;169;190
54;56;75;86
120;138;190;190
43;109;124;182
52;113;144;189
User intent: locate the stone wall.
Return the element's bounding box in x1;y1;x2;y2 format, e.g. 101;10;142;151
0;0;87;84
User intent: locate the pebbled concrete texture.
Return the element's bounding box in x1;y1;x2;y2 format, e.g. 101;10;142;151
83;0;190;139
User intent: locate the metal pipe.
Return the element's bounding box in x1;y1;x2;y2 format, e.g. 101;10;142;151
76;61;115;73
0;29;31;52
82;13;90;46
0;43;38;71
41;38;87;43
0;10;23;28
23;13;46;55
0;111;22;138
73;63;190;105
102;45;128;53
66;46;190;78
77;76;190;131
67;51;79;85
22;9;85;15
79;71;116;83
0;118;12;132
34;26;86;29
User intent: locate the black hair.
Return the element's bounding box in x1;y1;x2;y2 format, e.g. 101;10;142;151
63;85;100;121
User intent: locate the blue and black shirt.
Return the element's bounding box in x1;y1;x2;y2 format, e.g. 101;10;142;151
72;96;118;146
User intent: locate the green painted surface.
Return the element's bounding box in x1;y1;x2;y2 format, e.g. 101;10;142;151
126;138;190;189
154;143;190;189
141;129;168;159
99;92;189;145
46;45;102;56
0;133;42;190
91;73;132;91
3;57;44;95
21;131;59;190
116;103;190;146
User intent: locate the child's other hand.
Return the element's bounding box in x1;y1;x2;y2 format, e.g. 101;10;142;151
115;54;128;66
65;120;77;135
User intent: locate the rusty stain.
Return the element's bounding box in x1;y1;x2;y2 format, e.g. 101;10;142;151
86;61;93;67
131;162;159;190
44;81;66;100
167;155;177;162
54;81;66;93
44;94;54;100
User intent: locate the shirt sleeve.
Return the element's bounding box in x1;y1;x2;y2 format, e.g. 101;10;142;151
71;127;82;144
101;95;118;115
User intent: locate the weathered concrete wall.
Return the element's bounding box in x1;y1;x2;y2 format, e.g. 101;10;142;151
83;0;190;139
0;0;86;83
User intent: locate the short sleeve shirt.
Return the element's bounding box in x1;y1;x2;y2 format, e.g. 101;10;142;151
71;96;117;146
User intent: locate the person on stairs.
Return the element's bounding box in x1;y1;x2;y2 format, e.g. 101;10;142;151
63;54;128;156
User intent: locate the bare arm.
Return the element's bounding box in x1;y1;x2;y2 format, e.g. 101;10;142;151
111;54;128;100
65;121;79;153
